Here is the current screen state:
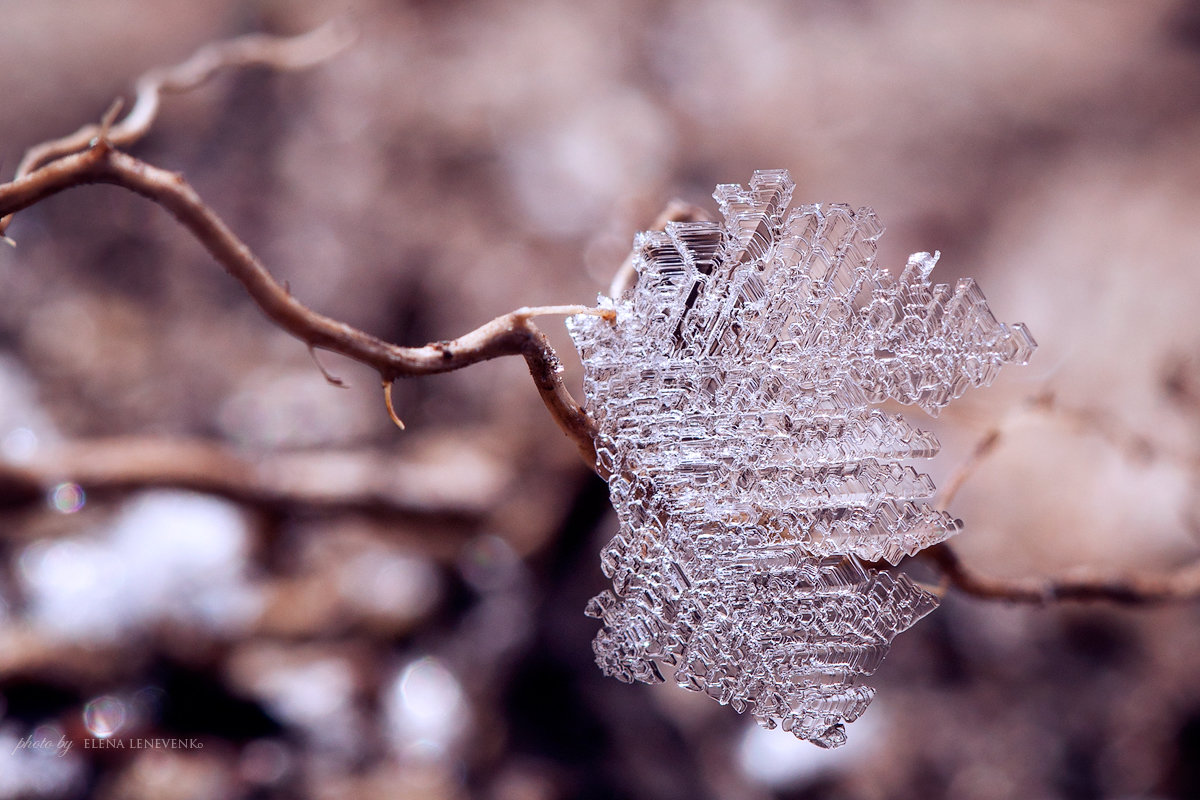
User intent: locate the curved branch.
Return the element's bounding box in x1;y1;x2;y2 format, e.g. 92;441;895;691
0;21;603;467
925;391;1200;603
1;23;352;237
0;142;603;467
924;542;1200;604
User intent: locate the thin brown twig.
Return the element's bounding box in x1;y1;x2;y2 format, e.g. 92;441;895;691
932;428;1003;514
1045;395;1200;470
383;380;407;430
933;391;1052;513
5;22;355;187
0;142;605;467
308;344;349;388
0;22;604;467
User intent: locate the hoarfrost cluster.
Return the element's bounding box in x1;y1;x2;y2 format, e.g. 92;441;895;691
568;169;1035;747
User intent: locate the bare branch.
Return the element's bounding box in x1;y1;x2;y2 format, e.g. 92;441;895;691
0;143;602;467
5;22;355;187
383;380;407;430
308;344;349;388
0;22;603;467
1043;395;1200;469
937;389;1199;517
932;428;1003;515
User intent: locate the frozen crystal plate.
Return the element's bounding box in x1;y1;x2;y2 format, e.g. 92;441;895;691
569;170;1035;747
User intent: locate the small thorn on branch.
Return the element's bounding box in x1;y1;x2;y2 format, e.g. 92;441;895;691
308;345;348;388
382;380;406;430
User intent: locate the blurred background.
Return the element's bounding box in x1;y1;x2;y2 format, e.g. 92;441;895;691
1;1;1200;798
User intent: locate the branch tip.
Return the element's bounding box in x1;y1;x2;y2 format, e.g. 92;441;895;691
97;98;125;144
308;345;348;388
382;380;406;430
514;304;606;321
7;22;356;184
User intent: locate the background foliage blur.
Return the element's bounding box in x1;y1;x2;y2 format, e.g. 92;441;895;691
2;1;1200;798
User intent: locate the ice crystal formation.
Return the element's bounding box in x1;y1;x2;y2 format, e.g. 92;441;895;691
567;170;1035;747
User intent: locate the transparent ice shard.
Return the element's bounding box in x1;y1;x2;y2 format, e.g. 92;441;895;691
569;170;1035;746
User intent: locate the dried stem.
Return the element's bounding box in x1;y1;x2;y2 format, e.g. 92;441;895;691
0;23;603;469
932;392;1051;514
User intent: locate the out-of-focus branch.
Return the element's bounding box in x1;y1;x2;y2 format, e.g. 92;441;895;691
0;437;508;524
4;21;354;202
936;391;1199;517
924;390;1200;603
932;391;1056;515
924;542;1200;604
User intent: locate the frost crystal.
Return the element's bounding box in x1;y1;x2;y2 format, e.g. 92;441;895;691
567;170;1035;747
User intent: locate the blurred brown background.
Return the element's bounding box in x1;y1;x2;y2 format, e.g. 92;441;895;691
1;1;1200;798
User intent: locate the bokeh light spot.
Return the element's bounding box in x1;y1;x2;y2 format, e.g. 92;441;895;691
1;426;38;462
48;482;85;514
83;695;126;738
387;656;468;760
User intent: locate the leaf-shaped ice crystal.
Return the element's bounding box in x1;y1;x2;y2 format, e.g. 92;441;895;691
567;170;1036;746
